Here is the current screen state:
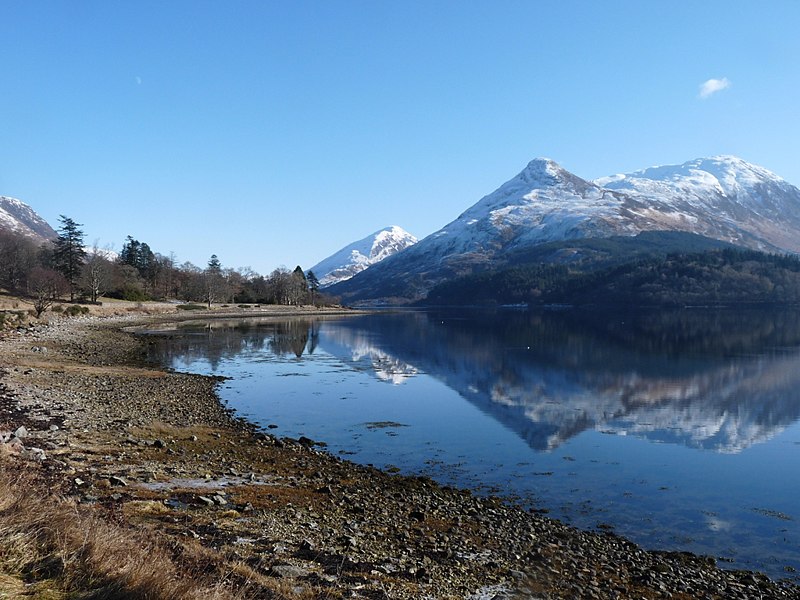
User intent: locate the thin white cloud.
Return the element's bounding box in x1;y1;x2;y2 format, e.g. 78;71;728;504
135;76;142;85
698;77;731;99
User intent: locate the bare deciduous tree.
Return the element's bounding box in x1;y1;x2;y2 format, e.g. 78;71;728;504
0;230;38;291
27;267;68;317
81;241;113;303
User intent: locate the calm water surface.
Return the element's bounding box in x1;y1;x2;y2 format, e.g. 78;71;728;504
145;309;800;580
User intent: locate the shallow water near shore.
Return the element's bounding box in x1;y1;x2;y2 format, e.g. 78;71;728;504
145;308;800;581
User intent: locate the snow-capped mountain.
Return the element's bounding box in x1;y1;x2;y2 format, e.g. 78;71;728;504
595;155;800;253
310;226;417;287
328;155;800;302
0;196;56;241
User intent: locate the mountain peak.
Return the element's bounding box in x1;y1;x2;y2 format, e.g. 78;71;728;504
690;155;785;187
476;158;596;211
0;196;57;241
517;157;576;185
524;156;561;173
597;155;788;200
311;225;417;287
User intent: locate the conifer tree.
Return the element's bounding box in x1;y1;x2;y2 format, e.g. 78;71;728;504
288;266;309;305
53;215;86;301
306;270;320;305
203;254;226;307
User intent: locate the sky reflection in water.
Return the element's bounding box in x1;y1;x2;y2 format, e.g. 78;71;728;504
146;308;800;580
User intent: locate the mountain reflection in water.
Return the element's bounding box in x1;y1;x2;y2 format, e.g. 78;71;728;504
145;308;800;578
147;309;800;456
328;309;800;454
147;310;800;452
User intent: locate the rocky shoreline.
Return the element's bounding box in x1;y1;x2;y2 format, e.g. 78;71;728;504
1;310;799;599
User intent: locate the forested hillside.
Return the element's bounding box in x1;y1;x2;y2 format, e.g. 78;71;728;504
425;249;800;307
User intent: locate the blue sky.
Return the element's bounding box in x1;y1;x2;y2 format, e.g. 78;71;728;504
2;1;799;274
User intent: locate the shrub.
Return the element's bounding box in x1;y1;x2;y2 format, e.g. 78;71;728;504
122;287;149;302
176;304;206;311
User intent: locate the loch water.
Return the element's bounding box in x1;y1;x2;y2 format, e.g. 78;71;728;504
145;308;800;580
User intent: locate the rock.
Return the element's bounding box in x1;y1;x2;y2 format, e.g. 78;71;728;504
13;426;29;439
74;477;86;487
153;439;167;448
25;447;46;461
378;563;399;574
4;438;24;454
212;494;228;505
197;495;215;507
270;564;310;578
108;475;128;487
298;539;316;556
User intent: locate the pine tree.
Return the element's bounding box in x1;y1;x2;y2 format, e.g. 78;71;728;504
288;266;309;305
53;215;86;301
208;254;222;273
120;236;156;278
306;270;320;305
203;254;226;307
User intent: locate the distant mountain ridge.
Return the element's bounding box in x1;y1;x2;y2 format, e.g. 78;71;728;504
595;156;800;253
310;226;417;287
328;155;800;303
0;196;56;241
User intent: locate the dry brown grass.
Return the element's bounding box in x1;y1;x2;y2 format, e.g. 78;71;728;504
0;457;255;600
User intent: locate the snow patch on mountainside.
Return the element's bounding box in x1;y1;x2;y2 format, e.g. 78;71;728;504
0;196;56;241
596;155;787;204
310;226;417;286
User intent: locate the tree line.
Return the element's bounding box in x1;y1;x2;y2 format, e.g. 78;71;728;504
424;248;800;307
0;215;329;315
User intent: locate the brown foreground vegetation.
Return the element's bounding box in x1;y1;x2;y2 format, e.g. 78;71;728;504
0;455;242;599
1;302;799;599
